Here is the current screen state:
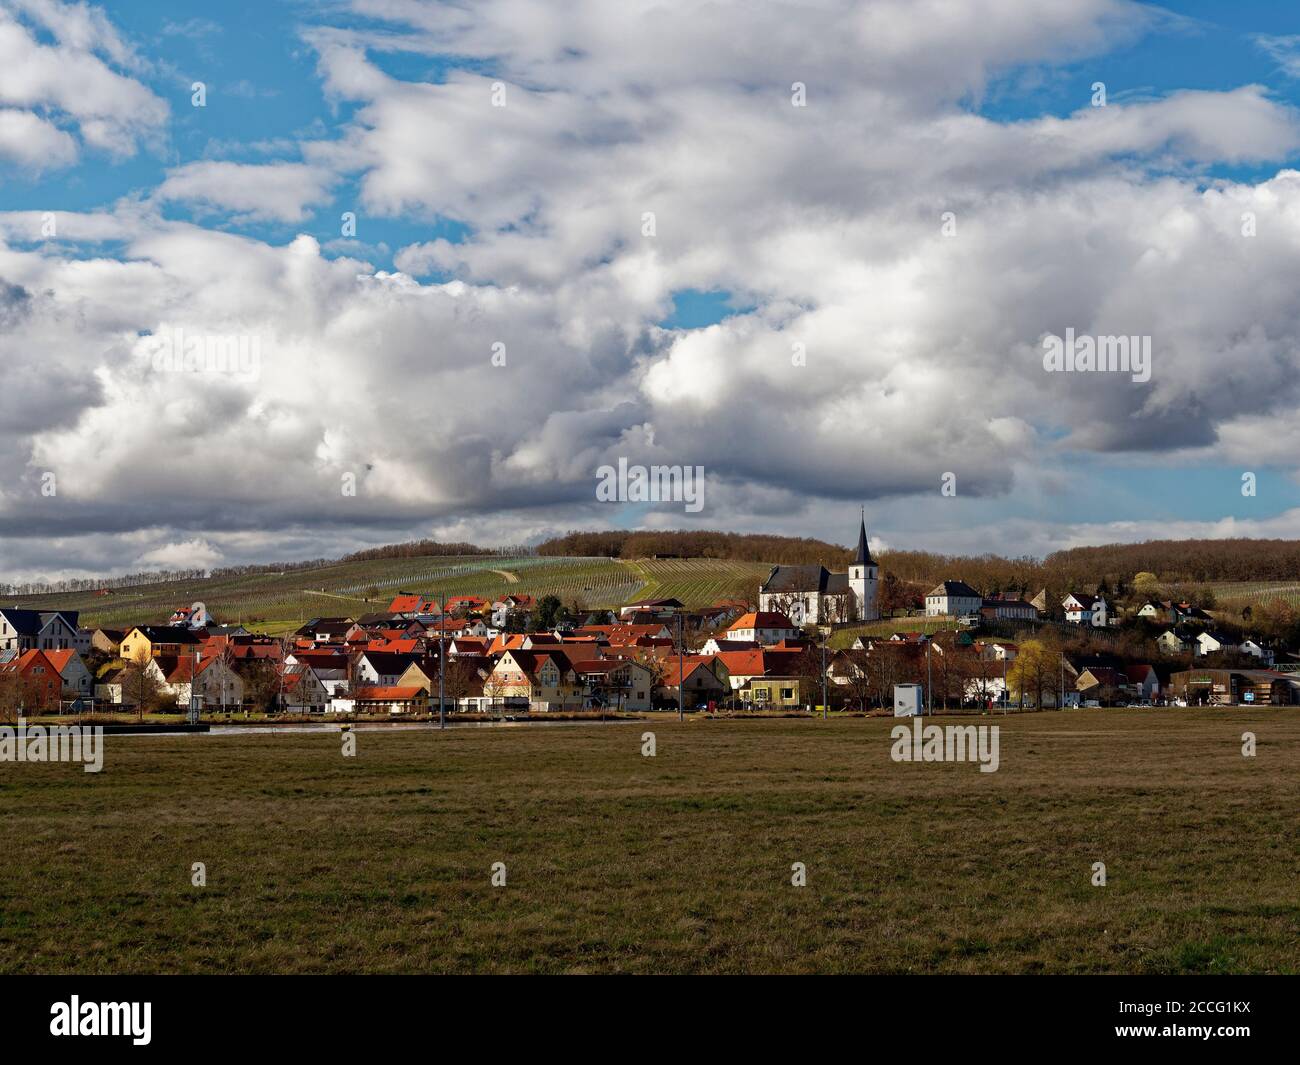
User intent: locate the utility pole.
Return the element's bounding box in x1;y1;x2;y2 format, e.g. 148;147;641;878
1001;652;1007;715
926;639;932;715
821;630;827;720
439;592;446;730
677;610;685;723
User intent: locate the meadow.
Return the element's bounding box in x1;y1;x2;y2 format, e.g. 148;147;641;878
0;709;1295;974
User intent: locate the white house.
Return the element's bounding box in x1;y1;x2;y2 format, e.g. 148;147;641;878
1240;639;1274;665
725;612;800;644
1196;631;1238;657
981;597;1039;621
1157;629;1193;655
1063;593;1108;627
160;656;245;710
44;650;94;700
925;581;982;618
354;650;419;687
0;608;81;654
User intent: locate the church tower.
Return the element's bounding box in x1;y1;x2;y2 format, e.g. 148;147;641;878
848;511;879;621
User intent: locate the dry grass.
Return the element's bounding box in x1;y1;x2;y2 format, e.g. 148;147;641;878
0;710;1296;974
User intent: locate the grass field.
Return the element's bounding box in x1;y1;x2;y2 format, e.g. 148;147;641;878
1;709;1295;974
4;554;765;632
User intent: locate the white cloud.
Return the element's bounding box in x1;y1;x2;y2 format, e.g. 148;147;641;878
0;0;166;165
2;0;1300;578
0;106;76;167
156;161;338;223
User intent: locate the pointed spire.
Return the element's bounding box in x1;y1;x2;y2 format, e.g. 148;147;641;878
855;508;875;566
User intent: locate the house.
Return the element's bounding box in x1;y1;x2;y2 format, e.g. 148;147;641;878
354;650;422;687
1137;601;1174;623
699;637;759;654
486;650;583;711
0;608;81;654
1174;602;1214;624
1076;667;1125;704
758;515;879;624
156;655;245;710
568;659;657;711
119;626;203;660
43;650;94;700
975;641;1018;662
278;667;330;713
445;596;488;616
725;612;800;644
925;581;983;618
90;628;126;656
350;685;429;715
618;598;682;619
388;593;438;616
741;675;813;710
652;656;728;708
1062;593;1108;627
711;648;803;692
1239;639;1275;666
980;594;1039;621
94;666;126;706
491;594;535;626
1124;664;1160;700
0;649;63;711
294;618;357;645
1157;628;1195;655
168;602;211;630
1195;631;1238;658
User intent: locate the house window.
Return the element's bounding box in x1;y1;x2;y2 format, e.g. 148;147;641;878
781;688;794;700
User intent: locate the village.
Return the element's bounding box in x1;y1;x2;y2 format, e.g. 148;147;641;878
3;520;1298;717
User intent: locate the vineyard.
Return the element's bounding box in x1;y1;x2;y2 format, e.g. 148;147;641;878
622;558;770;607
3;555;766;633
1198;581;1300;610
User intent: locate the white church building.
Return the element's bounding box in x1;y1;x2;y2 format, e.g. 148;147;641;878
757;515;880;625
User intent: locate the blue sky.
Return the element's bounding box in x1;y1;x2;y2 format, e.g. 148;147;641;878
3;0;1300;581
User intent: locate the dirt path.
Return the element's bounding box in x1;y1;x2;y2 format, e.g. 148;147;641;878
490;569;519;583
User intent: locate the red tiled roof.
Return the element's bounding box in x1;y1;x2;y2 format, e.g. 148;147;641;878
354;685;425;701
728;612;796;631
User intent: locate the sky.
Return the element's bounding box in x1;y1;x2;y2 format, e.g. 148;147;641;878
3;0;1300;584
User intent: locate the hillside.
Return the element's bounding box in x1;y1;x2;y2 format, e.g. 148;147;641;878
4;555;770;634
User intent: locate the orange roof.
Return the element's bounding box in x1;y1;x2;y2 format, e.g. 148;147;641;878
43;649;81;674
353;685;425;701
0;650;57;675
369;638;419;653
712;649;766;676
728;611;796;631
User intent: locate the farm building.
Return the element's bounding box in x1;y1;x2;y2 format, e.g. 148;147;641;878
1169;669;1300;706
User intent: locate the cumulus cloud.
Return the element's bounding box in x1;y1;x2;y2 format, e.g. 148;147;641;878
0;0;166;164
156;161;338;223
2;0;1300;579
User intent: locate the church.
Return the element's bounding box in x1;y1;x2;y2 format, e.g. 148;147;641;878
757;515;880;626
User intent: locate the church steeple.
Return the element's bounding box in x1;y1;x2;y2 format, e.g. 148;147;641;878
855;507;876;566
